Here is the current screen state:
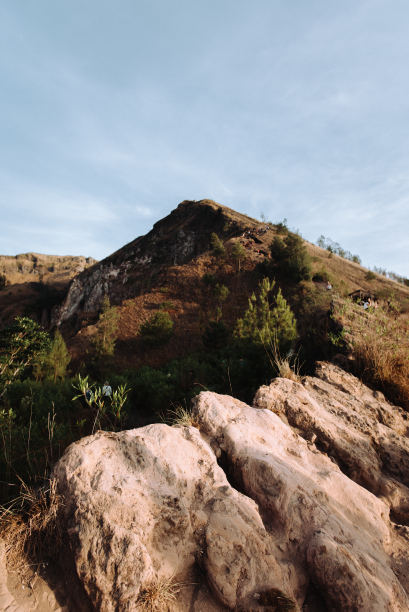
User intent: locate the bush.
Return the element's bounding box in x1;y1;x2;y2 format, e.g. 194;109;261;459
140;311;174;346
365;271;376;281
92;296;119;356
202;321;230;350
270;233;311;282
210;233;225;258
312;268;331;283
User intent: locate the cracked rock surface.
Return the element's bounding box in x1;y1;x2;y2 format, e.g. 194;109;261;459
54;363;409;611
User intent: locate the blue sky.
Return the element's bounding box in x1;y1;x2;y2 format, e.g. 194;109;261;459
1;0;409;276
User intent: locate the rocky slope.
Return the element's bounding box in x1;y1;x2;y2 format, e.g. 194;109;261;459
0;253;96;286
51;199;409;372
50;362;409;611
0;253;96;328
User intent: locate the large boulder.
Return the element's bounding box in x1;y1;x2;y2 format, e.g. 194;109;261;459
54;363;409;611
54;425;292;611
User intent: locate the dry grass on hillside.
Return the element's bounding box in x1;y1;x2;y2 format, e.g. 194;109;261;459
0;479;63;578
332;298;409;410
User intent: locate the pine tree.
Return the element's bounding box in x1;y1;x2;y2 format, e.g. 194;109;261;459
92;296;119;356
231;241;246;272
34;330;71;381
234;277;297;351
210;233;225;258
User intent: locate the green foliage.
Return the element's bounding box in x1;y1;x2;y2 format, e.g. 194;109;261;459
235;277;297;352
92;296;119;356
72;376;131;431
33;331;70;382
270;233;312;282
213;283;229;303
202;321;230;350
210;233;225;258
159;301;175;311
230;241;246;272
312;268;331;283
202;273;217;287
365;270;377;281
140;311;174;346
0;317;51;395
275;218;289;235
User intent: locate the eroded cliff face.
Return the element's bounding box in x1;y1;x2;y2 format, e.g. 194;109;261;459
53;363;409;611
0;253;96;285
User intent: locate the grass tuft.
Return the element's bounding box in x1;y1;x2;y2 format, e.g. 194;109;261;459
168;404;199;429
0;478;63;577
137;576;184;611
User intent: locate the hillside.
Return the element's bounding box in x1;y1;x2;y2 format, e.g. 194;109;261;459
0;253;97;327
53;199;409;388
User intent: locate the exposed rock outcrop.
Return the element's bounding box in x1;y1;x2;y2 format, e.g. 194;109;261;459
53;363;409;611
53;199;258;326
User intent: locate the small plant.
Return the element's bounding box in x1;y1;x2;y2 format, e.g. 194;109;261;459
137;576;184;611
265;343;301;382
140;312;174;347
365;270;376;281
210;233;225;258
169;405;199;428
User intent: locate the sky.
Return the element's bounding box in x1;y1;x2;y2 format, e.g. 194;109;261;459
1;0;409;276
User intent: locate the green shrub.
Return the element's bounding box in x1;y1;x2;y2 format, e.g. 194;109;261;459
230;241;246;272
140;311;174;346
234;277;297;353
202;321;230;350
312;268;331;283
210;233;225;258
159;301;175;311
92;296;119;356
365;270;376;281
270;233;311;282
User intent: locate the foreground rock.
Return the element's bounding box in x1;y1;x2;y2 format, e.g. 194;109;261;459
54;364;409;611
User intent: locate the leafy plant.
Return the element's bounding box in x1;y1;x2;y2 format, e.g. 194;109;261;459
0;317;51;396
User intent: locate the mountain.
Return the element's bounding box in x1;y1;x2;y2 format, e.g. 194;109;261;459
53;199;409;381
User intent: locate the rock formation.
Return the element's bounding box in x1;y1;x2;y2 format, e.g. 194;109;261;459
53;363;409;611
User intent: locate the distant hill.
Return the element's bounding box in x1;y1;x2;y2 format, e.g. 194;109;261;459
0;253;97;327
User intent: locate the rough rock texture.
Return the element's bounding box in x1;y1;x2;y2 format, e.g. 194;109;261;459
54;425;292;611
0;253;96;286
53;199;256;326
54;363;409;611
254;362;409;524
